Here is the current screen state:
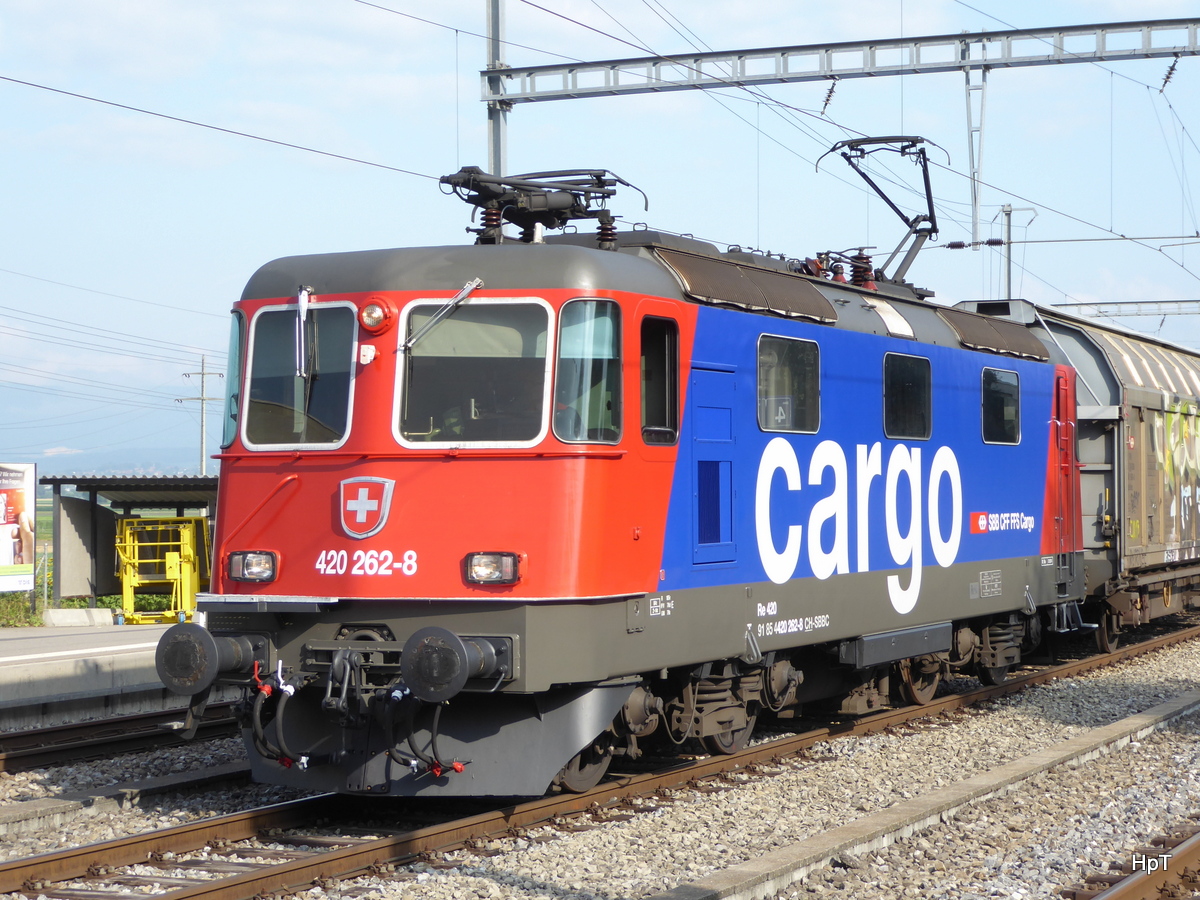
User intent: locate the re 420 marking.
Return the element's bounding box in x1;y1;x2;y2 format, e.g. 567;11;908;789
315;549;418;576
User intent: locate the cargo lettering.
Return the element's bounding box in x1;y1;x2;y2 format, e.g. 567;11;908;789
755;438;962;614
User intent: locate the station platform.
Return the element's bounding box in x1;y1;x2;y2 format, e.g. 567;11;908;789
0;624;179;730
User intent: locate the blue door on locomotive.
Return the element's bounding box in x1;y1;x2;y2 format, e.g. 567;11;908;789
657;303;1060;636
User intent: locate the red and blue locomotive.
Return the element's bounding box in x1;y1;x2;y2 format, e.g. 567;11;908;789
157;158;1200;796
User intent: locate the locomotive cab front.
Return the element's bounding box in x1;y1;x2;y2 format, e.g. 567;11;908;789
157;236;691;796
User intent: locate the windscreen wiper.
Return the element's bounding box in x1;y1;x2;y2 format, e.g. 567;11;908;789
295;286;312;377
402;278;484;352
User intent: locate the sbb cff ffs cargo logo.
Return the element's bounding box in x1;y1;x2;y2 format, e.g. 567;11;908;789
970;510;1037;534
339;477;395;539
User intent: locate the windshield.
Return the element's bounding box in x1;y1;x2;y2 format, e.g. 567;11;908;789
399;301;549;443
244;305;355;446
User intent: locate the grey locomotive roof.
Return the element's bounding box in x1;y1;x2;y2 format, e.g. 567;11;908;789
242;235;1048;362
241;243;686;302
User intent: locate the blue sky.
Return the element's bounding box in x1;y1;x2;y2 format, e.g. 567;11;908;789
1;0;1198;474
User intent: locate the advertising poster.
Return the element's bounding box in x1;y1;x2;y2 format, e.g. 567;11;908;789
0;463;36;591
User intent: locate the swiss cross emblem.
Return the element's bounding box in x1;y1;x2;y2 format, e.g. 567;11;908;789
339;477;395;539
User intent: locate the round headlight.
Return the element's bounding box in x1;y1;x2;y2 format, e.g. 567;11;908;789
359;301;391;332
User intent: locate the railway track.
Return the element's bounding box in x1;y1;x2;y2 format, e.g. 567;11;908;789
0;705;238;774
5;621;1199;900
1062;814;1200;899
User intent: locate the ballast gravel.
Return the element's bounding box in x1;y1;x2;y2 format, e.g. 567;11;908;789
0;736;307;863
5;632;1200;900
0;737;249;804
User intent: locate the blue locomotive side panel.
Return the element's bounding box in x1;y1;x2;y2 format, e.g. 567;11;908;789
658;305;1056;616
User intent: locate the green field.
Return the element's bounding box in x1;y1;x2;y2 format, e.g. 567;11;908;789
35;497;51;541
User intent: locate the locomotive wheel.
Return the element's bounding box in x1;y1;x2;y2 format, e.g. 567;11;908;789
897;656;941;705
1096;613;1122;654
701;712;758;755
554;734;614;793
977;664;1012;686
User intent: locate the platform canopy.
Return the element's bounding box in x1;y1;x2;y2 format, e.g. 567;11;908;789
39;475;219;600
40;475;218;513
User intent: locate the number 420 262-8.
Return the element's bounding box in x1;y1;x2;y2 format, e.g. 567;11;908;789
315;549;418;576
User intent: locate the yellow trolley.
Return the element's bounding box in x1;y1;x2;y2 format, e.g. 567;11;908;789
114;517;211;624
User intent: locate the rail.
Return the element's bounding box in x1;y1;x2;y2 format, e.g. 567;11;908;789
0;704;237;773
4;622;1198;900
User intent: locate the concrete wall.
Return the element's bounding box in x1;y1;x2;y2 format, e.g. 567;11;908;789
56;496;120;599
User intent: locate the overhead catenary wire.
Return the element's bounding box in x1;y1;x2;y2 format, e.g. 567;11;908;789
928;157;1200;283
347;0;581;63
0;319;224;366
0;266;227;320
496;0;974;246
640;0;712;52
0;409;163;453
4;3;1195;330
6;419;210;456
0;360;187;402
0;304;224;358
0;324;223;369
516;0;871;137
0;74;440;181
0;0;1058;260
947;234;1200;246
514;0;1200;274
0;378;194;412
1148;86;1200;236
2;407;144;430
511;0;991;242
524;0;962;236
950;0;1200;251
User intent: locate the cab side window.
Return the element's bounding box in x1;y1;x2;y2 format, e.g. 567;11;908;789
554;299;621;443
883;353;931;440
641;317;678;444
757;335;819;433
982;367;1020;444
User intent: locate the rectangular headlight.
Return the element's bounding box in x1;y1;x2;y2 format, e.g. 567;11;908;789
465;552;519;584
228;550;277;582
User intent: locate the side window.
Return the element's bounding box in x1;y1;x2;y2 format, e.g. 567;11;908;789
554;299;621;443
641;317;678;444
982;367;1020;444
884;353;931;440
221;310;245;448
758;335;819;433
